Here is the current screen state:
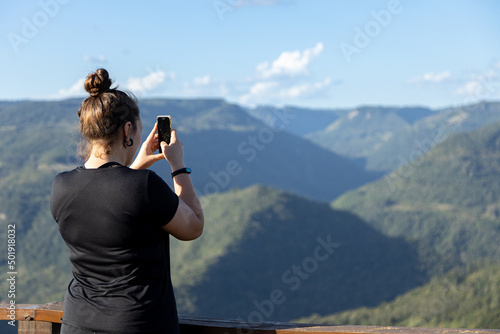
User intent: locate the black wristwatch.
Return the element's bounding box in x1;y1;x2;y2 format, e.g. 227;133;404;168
171;167;192;178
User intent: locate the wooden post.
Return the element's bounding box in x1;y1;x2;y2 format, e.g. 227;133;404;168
18;320;61;334
0;302;63;334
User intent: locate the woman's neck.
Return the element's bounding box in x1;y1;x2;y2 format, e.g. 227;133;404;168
85;147;128;169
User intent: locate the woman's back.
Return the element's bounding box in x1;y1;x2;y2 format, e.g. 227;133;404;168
51;68;203;333
51;165;180;333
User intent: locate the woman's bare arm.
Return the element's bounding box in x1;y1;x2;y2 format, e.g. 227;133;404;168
160;129;204;240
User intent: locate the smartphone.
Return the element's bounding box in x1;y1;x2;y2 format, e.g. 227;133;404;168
157;115;172;153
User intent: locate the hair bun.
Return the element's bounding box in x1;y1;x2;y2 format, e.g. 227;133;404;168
84;68;113;96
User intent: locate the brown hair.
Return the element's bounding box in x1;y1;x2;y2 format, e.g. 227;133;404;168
77;68;140;160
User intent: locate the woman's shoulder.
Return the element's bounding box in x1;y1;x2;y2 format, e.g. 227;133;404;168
117;167;166;185
53;165;152;181
53;167;80;181
53;166;165;186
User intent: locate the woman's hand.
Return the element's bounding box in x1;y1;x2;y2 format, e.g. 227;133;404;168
129;122;164;170
160;129;185;172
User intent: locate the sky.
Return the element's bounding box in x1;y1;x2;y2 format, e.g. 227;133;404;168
1;0;499;110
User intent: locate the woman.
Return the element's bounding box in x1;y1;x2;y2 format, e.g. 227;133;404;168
50;68;204;333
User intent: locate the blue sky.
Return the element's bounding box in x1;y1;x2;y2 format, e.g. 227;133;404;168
1;0;499;109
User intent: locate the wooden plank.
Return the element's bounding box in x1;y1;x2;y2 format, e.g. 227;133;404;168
177;315;500;334
276;326;500;334
178;314;310;334
1;303;500;334
178;314;305;329
0;302;63;323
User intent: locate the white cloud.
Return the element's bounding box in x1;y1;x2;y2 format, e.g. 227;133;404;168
55;69;175;99
257;42;324;78
178;42;330;106
193;75;213;87
125;70;175;95
244;81;278;98
56;78;86;98
410;71;451;84
279;77;331;98
455;80;483;96
236;42;331;105
422;71;451;82
182;75;229;96
239;78;331;106
239;81;277;105
454;69;499;98
82;54;107;63
408;66;499;102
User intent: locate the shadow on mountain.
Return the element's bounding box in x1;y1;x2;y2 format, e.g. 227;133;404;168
178;186;426;322
151;129;383;202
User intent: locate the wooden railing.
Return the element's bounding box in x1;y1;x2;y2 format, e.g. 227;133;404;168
1;302;499;334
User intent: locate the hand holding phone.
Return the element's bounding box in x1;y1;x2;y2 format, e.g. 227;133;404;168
157;115;172;154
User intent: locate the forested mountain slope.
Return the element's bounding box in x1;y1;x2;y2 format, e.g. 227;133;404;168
333;121;500;275
171;185;426;321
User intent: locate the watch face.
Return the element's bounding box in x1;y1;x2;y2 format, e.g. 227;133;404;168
186;168;192;173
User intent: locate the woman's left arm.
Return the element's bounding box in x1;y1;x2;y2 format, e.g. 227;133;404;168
129;122;164;170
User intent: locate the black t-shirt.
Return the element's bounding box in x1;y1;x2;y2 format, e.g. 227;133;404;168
50;165;180;333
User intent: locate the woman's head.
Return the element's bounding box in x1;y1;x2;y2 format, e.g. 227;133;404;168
77;68;140;160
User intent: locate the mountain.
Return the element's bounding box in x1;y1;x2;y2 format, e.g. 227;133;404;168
0;98;379;307
1;98;499;328
296;261;500;329
0;100;426;321
170;185;426;321
247;105;437;169
246;105;348;136
291;120;500;328
332;120;500;275
307;102;500;172
305;106;434;163
0;183;426;325
366;101;500;171
0;100;78;305
250;102;500;173
0;98;380;204
139;99;380;201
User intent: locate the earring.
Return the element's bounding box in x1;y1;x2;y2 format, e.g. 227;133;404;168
124;138;133;148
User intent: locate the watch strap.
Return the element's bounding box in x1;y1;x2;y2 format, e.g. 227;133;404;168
171;167;192;178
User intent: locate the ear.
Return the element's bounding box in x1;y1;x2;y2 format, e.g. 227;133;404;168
123;121;133;139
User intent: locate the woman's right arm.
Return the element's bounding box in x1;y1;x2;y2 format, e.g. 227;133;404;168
160;129;204;241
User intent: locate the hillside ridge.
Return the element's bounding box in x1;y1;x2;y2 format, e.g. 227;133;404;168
172;184;426;321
